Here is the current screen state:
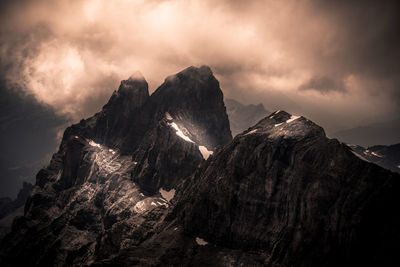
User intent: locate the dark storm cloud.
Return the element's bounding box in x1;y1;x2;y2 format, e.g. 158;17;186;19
299;76;346;94
0;0;399;130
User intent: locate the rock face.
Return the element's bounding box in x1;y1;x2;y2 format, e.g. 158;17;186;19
349;143;400;173
0;66;232;266
174;110;400;266
132;66;231;194
1;68;399;267
225;98;269;136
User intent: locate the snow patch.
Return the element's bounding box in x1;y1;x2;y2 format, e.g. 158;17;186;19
199;146;213;160
159;188;175;202
371;151;383;158
151;202;157;206
274;122;284;127
165;112;173;120
89;140;101;148
133;200;147;213
244;129;258;135
286;115;300;123
168;122;194;143
195;237;208;246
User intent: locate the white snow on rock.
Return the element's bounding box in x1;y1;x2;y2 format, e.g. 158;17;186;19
199;146;213;160
195;237;208;246
133;200;147;213
274;122;284;127
151;202;157;206
159;188;176;202
371;151;383;158
244;129;258;135
286;115;300;123
165;112;173;120
168;122;195;143
89;140;101;148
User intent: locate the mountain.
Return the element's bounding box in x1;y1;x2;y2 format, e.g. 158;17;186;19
172;110;400;266
0;66;232;266
332;118;400;147
348;143;400;173
224;98;269;136
1;67;399;267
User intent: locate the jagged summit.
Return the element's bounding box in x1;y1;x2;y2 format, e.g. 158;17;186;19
151;65;231;149
241;110;325;139
115;74;149;105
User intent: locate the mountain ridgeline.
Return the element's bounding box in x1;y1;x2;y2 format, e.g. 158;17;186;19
0;66;399;267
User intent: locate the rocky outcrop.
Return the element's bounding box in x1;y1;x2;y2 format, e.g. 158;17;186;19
225;98;269;136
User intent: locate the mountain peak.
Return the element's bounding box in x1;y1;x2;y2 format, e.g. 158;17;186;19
112;75;149;108
128;71;146;82
241;110;325;139
164;65;213;84
150;65;231;149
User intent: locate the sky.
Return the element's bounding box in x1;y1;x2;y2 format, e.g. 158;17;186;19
1;0;399;132
0;0;399;197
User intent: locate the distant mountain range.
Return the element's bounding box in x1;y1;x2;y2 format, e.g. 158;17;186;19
332;118;400;147
1;66;399;266
224;98;269;136
348;143;400;173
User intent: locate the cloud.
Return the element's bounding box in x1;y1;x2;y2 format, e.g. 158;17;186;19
299;76;346;94
0;0;399;131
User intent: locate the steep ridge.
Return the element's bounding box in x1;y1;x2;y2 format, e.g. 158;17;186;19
171;110;400;266
0;66;232;266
